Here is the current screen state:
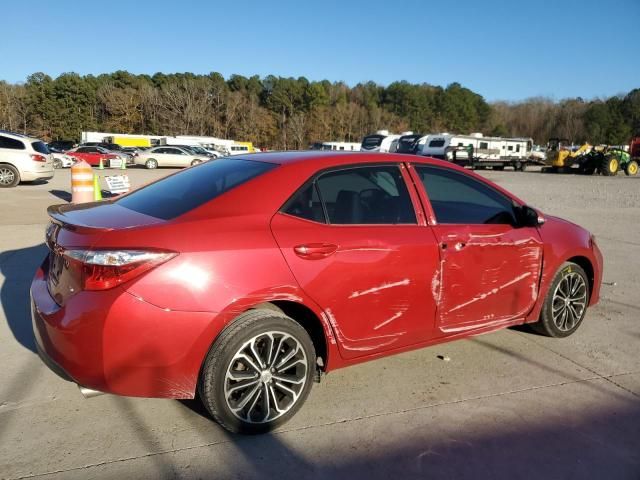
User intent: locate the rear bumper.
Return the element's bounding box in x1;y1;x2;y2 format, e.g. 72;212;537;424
31;262;217;399
21;167;54;181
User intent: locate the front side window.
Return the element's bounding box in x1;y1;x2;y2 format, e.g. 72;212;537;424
316;165;416;225
415;165;516;225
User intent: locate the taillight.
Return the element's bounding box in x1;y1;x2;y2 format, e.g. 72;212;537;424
31;154;47;162
64;250;177;290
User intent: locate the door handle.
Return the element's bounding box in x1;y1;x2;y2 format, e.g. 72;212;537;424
294;243;338;260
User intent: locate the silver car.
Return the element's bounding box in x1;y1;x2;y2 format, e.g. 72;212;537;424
135;146;209;169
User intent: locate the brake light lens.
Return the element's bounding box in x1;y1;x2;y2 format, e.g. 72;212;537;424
31;154;47;162
64;249;177;290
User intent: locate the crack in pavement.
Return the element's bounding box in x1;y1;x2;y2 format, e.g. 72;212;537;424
8;371;640;480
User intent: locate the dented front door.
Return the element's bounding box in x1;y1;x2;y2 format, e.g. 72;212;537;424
430;224;543;333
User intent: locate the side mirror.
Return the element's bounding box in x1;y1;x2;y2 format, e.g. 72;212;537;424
518;205;545;227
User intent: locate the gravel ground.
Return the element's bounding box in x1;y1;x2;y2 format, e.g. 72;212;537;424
0;163;638;480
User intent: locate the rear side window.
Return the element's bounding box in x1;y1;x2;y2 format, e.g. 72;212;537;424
428;139;445;148
0;136;25;150
415;166;516;225
117;159;277;220
282;181;325;223
316;166;416;225
32;141;50;154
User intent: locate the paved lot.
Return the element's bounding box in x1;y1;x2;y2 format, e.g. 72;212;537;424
1;164;639;480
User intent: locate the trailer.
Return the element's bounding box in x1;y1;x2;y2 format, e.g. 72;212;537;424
418;133;535;171
104;135;152;148
310;141;361;151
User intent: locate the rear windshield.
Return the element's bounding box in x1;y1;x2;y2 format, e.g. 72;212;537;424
32;141;50;154
117;159;277;219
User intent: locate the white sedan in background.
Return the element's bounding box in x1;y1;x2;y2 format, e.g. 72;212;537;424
135;146;210;169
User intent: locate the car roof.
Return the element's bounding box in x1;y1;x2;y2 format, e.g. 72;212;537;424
228;151;526;206
0;130;42;143
235;150;460;169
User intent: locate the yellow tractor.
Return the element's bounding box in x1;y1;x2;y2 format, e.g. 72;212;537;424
544;138;592;172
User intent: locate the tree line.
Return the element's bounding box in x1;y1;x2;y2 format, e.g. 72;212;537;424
0;71;638;148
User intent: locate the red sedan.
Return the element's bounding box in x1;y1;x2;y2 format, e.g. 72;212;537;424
66;146;120;166
31;152;603;433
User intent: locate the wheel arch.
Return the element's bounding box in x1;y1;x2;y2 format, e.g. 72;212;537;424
250;300;329;372
566;255;594;297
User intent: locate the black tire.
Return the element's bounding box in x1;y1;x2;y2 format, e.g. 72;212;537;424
532;262;590;338
601;155;619;176
520;162;527;172
145;158;158;169
0;164;20;188
199;309;316;434
624;160;638;176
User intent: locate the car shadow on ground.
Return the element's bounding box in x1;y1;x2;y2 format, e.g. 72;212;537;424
0;242;48;353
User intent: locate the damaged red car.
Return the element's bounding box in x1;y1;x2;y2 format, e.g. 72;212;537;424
31;152;603;433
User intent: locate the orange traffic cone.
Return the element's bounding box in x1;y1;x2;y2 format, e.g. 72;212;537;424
71;160;94;203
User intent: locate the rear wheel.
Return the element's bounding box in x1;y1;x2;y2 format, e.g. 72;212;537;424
0;164;20;188
53;158;63;169
624;160;638;176
145;158;158;169
532;262;589;338
199;309;316;434
601;155;619;176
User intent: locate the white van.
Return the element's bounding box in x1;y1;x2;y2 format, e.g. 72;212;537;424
0;131;54;187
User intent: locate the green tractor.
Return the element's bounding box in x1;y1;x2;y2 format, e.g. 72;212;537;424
577;147;638;176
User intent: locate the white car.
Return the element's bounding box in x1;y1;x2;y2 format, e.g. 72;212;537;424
51;152;75;168
0;131;54;187
135;146;209;169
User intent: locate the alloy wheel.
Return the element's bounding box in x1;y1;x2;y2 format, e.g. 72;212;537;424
551;272;587;331
224;331;308;424
0;167;16;186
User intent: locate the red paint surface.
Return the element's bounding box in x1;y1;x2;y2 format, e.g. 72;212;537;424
31;152;603;398
66;148;118;166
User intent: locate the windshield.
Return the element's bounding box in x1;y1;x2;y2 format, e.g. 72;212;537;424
361;135;384;150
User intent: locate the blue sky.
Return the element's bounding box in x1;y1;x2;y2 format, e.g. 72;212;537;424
2;0;638;101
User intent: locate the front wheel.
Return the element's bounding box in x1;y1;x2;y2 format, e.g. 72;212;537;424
532;262;590;338
145;158;158;169
199;309;316;434
190;159;203;167
625;160;638;176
